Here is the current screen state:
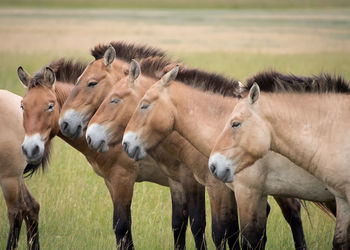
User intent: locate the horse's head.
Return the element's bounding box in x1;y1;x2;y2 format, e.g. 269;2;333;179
209;83;271;182
59;45;128;139
86;60;149;153
18;66;58;165
122;65;179;161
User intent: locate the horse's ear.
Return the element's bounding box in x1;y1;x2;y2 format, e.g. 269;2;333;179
161;65;179;87
43;67;56;89
129;59;141;83
249;82;260;105
17;66;32;88
104;45;116;66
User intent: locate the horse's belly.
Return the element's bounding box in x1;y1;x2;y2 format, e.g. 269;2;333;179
263;153;334;201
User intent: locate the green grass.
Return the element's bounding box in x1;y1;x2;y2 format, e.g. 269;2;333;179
0;50;346;249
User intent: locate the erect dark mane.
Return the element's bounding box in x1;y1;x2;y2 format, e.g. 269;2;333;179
91;41;166;62
139;56;242;97
28;58;87;89
245;70;350;93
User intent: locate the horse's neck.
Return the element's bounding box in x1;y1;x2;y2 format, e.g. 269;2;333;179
170;83;237;156
262;93;349;173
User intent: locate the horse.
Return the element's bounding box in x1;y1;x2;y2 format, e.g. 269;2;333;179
0;90;40;250
57;40;241;249
209;76;350;249
122;57;336;249
85;59;241;249
18;42;207;250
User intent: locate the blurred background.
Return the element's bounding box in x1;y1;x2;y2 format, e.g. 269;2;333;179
0;0;349;249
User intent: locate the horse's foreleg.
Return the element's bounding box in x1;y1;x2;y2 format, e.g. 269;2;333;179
207;185;240;250
234;183;268;250
168;178;188;250
22;184;40;250
1;177;24;250
181;174;207;250
333;197;350;250
274;197;307;250
109;167;136;250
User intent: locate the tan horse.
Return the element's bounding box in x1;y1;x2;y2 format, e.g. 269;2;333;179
18;45;207;249
58;42;243;250
123;60;336;249
86;59;241;249
0;90;40;250
210;79;350;249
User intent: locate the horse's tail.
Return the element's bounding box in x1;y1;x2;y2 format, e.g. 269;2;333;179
302;201;335;226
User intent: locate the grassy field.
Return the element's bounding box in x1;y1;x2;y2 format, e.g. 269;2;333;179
0;7;349;250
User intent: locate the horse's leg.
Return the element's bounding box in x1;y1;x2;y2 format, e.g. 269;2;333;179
1;177;24;250
234;183;268;250
274;197;307;250
22;183;40;250
207;185;240;250
333;197;350;249
180;173;207;250
168;178;188;250
109;166;137;250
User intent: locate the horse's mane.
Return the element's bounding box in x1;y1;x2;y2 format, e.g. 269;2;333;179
245;70;350;93
139;56;242;97
91;41;166;62
28;58;88;89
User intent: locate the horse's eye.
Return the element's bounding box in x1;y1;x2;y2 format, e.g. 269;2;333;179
111;99;121;104
140;103;150;110
88;81;98;88
20;103;24;111
232;121;241;130
47;103;55;112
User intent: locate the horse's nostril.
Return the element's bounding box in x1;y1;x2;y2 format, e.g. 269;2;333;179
62;121;69;131
22;145;27;156
32;145;39;157
209;163;216;173
87;135;91;145
122;142;129;153
134;146;140;160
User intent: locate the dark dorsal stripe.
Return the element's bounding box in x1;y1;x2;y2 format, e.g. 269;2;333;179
91;41;166;62
245;70;350;93
29;58;87;89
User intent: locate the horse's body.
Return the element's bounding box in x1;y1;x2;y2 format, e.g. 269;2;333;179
86;60;240;249
19;53;206;249
122;59;335;249
0;90;40;250
212;82;350;248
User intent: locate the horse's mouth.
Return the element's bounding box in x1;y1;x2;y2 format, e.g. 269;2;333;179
25;157;42;166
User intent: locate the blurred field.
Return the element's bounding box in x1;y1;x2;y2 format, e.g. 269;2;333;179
1;6;349;250
1;0;350;9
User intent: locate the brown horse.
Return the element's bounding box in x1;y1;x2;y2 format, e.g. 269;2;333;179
18;47;206;249
122;58;335;249
0;90;40;250
210;77;350;249
58;42;240;250
86;59;240;249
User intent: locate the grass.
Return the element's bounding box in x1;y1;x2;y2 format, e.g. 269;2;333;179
0;50;346;249
0;7;348;250
1;0;349;9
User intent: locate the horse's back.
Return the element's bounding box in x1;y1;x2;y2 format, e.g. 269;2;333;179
0;90;26;179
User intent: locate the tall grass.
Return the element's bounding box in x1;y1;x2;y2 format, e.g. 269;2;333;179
0;50;346;249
